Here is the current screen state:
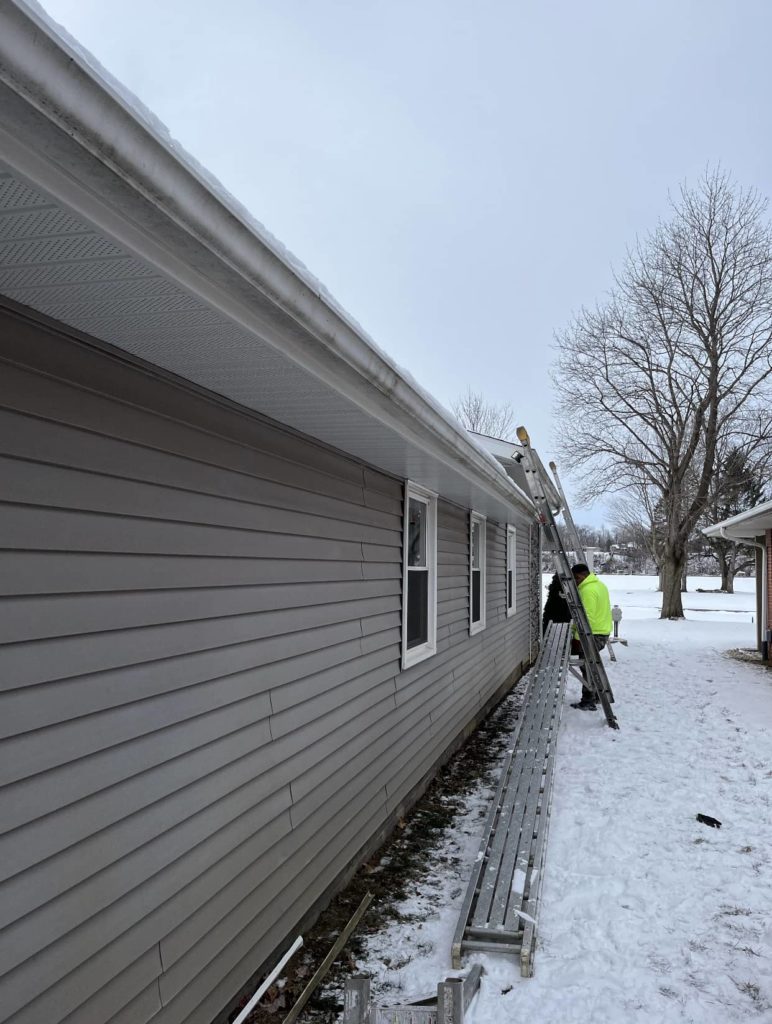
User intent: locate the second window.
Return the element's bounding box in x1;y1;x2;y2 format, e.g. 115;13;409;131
470;512;486;634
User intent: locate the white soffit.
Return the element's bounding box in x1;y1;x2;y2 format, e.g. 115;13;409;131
0;163;444;495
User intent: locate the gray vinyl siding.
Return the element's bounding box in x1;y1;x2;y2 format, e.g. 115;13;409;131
0;304;535;1024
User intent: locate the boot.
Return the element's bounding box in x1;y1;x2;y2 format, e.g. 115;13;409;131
570;687;597;711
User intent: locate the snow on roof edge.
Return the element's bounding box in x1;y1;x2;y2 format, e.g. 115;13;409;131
17;0;519;497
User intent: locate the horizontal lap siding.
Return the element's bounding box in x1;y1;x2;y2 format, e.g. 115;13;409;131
386;510;531;819
0;307;534;1024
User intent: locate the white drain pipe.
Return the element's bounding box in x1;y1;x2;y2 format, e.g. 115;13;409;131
720;527;768;657
232;936;303;1024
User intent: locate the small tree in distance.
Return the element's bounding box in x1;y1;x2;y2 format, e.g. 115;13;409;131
451;388;516;439
553;170;772;619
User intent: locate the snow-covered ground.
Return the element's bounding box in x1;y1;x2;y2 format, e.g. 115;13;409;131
351;576;772;1022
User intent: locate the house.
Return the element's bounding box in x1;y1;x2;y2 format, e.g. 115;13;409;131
703;499;772;661
0;5;546;1024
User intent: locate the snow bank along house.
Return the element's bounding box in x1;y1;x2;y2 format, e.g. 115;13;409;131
0;6;547;1024
704;500;772;662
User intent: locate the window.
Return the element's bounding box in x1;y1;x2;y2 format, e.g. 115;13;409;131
402;483;437;668
506;525;516;617
470;512;486;634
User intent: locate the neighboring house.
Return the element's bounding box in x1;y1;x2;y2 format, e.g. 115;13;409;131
0;6;547;1024
704;499;772;661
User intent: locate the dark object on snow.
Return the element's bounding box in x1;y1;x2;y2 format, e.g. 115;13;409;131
696;813;722;829
570;698;597;711
542;573;571;635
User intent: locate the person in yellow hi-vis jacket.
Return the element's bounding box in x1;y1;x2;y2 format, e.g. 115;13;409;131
569;562;612;710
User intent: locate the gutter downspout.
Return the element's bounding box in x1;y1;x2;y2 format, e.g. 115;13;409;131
720;527;768;660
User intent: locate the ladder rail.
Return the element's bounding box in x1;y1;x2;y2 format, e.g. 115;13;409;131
515;427;619;730
548;460;585;564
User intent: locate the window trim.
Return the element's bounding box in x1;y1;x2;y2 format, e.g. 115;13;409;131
469;511;487;635
506;524;517;618
401;482;438;669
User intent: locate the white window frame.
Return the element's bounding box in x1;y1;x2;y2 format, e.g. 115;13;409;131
469;512;487;635
506;524;517;617
401;482;438;669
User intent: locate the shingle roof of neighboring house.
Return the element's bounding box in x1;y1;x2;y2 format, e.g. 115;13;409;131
0;0;535;524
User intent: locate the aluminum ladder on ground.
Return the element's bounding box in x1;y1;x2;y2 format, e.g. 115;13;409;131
451;621;572;977
515;427;619;730
343;965;483;1024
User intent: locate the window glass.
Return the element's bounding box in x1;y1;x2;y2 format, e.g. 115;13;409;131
406;570;429;648
471;520;480;570
472;571;481;623
408;498;426;567
506;526;516;614
470;514;485;630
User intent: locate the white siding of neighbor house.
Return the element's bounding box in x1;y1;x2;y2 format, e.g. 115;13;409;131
0;302;535;1024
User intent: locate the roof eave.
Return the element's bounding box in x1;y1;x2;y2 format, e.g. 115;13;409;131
0;0;533;517
702;500;772;540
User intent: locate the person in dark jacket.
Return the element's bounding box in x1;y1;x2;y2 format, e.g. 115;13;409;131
542;573;571;634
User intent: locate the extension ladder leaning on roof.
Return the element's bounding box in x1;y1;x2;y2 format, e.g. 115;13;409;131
514;427;619;730
548;457;629;665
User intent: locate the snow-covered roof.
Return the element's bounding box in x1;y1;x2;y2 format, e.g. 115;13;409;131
703;497;772;540
0;0;535;522
468;432;562;511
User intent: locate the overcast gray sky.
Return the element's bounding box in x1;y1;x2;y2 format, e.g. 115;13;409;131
39;0;772;522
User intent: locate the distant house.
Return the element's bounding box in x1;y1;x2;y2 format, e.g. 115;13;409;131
0;6;546;1024
704;499;772;660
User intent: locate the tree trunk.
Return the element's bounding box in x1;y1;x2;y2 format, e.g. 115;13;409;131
716;543;737;593
725;544;737;594
717;545;730;592
719;559;730;591
681;565;688;593
660;550;686;618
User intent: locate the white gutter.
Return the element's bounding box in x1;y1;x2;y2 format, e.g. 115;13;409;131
0;0;533;517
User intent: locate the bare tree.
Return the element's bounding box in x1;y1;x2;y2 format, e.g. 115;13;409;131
451;388;516;439
554;171;772;618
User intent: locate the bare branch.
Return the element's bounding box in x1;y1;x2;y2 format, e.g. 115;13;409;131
451;388;517;439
